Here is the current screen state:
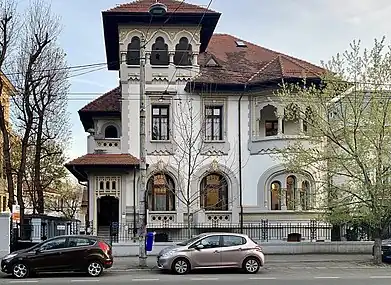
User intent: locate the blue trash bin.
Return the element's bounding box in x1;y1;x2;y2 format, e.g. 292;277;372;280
145;232;155;252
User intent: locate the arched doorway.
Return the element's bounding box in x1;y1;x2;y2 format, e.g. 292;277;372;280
97;195;119;227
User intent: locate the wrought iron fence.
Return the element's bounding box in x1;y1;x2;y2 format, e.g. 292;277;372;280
96;221;334;243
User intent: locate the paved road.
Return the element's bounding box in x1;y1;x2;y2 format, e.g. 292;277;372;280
2;267;391;284
112;254;378;270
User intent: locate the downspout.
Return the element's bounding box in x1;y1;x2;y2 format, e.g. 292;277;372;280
238;83;247;233
72;166;89;231
133;168;137;236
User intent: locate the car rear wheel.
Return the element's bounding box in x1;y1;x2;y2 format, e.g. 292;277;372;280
243;257;260;274
86;261;103;277
172;258;190;275
12;263;29;279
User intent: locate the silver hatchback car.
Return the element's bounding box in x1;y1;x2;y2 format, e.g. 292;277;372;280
157;232;264;275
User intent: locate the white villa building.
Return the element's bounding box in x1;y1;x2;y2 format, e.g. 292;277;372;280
66;0;330;242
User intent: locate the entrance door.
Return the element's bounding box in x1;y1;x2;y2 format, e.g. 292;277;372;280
97;196;119;227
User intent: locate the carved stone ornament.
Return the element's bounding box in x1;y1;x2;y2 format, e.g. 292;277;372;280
210;159;219;172
156;159;166;171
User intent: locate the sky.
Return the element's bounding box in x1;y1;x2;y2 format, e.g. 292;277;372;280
19;0;391;161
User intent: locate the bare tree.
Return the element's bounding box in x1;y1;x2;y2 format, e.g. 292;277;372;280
45;179;83;219
0;0;18;210
148;97;243;238
0;0;69;224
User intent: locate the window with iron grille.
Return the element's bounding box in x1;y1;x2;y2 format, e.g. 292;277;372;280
151;105;170;140
205;105;223;141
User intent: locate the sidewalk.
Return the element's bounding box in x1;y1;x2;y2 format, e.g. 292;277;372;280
110;254;375;271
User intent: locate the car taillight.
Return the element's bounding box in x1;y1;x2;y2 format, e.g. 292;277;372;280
98;241;111;254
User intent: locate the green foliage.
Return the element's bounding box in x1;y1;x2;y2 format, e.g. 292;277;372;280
275;36;391;237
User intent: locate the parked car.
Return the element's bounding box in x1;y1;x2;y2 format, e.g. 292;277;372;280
372;239;391;262
1;235;113;279
157;232;264;275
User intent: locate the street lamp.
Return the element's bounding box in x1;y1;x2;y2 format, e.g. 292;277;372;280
138;0;168;268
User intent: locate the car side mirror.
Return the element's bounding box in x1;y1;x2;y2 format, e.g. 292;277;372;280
196;244;204;250
35;248;42;254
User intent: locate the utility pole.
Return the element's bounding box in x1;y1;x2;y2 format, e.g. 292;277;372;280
138;35;147;267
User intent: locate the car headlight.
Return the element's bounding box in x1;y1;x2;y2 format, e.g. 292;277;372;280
161;251;175;257
3;253;17;260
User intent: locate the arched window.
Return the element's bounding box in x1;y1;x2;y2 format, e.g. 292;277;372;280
270;181;281;210
99;181;104;190
151;37;169;65
301;181;310;210
104;125;118;138
147;173;175;211
174;37;192;66
303;107;313;133
126;36;140;65
286;175;296;210
200;173;228;211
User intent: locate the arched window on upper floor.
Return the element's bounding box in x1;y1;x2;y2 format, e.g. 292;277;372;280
200;173;228;211
150;37;169;65
126;36;141;65
174;37;192;66
104;125;119;139
270;181;281;210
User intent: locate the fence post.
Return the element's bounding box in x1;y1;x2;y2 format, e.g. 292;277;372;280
310;220;317;241
261;219;268;242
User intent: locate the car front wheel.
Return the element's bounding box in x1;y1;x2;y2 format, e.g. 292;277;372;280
86;261;103;277
172;258;190;275
12;263;29;279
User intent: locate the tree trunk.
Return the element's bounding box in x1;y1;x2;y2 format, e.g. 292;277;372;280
187;204;191;239
373;228;383;265
33;117;44;214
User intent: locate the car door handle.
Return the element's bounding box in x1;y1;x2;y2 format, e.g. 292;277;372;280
238;248;242;251
213;250;220;253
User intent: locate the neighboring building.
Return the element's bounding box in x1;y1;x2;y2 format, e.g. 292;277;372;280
0;71;15;213
66;0;330;241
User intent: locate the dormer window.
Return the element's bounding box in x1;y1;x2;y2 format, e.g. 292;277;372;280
104;125;119;138
126;36;141;65
174;37;192;66
151;37;169;65
235;40;247;47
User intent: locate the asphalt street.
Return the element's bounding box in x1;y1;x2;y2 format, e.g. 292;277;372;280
2;267;391;284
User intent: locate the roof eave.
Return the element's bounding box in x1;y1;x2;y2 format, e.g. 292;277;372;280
78;110;121;131
102;11;221;70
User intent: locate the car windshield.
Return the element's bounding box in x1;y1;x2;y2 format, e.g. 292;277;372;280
176;234;207;246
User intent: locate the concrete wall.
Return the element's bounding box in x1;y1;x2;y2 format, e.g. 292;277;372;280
0;213;10;257
112;241;374;257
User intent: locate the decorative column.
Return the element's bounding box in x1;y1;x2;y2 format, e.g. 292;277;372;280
169;52;174;65
280;189;287;210
299;118;304;134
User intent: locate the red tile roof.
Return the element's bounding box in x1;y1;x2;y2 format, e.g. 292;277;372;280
79;86;121;113
106;0;217;14
196;34;325;84
66;153;139;166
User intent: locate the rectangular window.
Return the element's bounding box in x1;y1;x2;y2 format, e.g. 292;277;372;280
265;120;278;136
2;196;6;212
205;105;223;141
151;105;170;141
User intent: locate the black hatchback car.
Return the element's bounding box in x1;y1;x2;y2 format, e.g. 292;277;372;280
1;235;113;279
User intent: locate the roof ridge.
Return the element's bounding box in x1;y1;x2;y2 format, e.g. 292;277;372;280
211;33;323;72
247;55;281;83
279;54;321;77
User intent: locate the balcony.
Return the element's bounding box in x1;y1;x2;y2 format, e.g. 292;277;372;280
94;139;121;153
